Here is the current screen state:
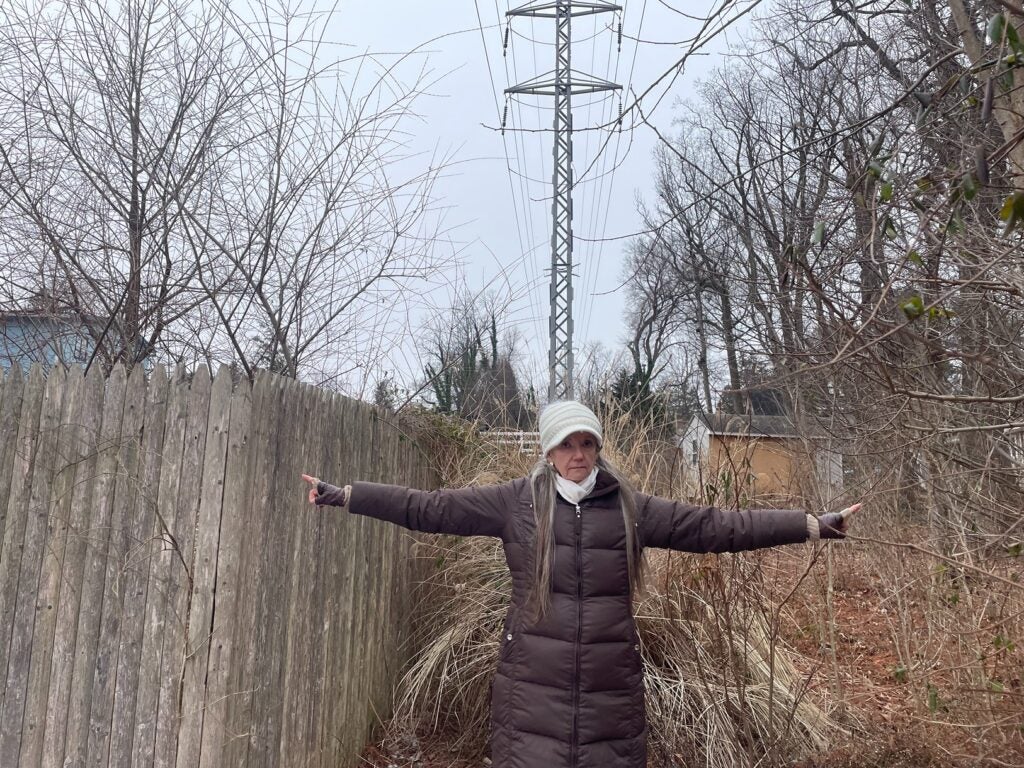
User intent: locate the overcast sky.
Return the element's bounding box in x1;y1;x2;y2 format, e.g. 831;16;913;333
333;1;757;390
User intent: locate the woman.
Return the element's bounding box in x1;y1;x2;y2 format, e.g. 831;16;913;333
301;400;858;768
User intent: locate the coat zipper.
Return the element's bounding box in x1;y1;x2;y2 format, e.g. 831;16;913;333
572;502;582;767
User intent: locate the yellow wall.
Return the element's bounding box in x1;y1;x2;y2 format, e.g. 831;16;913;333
706;434;816;504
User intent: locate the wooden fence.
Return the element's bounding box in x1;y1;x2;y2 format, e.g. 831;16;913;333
0;364;435;768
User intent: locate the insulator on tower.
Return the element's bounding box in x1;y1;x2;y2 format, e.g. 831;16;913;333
501;101;509;135
503;23;510;57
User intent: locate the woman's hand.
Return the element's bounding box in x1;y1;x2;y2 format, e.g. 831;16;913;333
819;502;862;539
301;473;321;505
302;474;351;507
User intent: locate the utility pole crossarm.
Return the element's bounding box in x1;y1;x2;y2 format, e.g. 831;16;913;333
505;71;621;96
507;1;621;18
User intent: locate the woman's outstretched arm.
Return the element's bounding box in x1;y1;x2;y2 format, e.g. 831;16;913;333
636;494;861;553
301;473;513;538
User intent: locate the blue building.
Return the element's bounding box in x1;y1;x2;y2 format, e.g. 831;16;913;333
0;310;101;373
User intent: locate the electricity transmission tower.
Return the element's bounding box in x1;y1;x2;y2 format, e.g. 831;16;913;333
505;1;621;401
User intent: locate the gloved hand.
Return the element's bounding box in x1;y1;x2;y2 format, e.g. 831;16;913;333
817;503;862;539
301;473;350;507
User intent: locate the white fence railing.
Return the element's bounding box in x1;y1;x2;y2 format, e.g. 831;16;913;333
482;430;541;455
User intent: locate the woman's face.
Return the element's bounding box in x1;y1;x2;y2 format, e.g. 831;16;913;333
547;431;599;483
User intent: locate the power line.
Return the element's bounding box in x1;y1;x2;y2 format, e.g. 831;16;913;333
505;5;550;363
577;12;619;344
475;0;547;362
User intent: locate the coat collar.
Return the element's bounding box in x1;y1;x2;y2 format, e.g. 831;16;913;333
586;467;620;500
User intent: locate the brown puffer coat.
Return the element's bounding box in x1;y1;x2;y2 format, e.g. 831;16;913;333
335;470;809;768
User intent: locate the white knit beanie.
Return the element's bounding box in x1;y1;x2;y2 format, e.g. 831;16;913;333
539;400;603;455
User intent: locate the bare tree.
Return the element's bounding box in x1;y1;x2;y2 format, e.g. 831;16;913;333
419;288;531;428
0;0;448;382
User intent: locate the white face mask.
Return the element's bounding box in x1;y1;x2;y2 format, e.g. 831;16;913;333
554;467;599;504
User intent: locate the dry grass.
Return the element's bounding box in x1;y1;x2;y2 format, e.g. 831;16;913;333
392;535;510;756
636;549;836;767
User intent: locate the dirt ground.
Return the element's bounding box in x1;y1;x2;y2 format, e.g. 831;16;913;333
359;545;1024;768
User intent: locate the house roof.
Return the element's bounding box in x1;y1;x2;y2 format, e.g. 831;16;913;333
694;412;827;439
0;308;102;323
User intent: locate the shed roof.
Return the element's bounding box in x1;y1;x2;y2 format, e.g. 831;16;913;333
695;412;827;439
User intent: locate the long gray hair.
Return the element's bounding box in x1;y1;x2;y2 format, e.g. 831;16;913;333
526;453;646;621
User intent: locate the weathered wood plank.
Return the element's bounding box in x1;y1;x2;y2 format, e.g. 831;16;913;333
309;386;337;764
131;365;190;768
352;403;381;750
299;384;328;768
85;362;148;766
325;393;349;760
0;365;44;717
339;396;371;760
62;365;127;767
316;386;347;765
351;402;378;758
174;365;232;768
0;365;65;765
197;371;253;768
39;365;105;767
0;365;25;571
317;389;347;764
153;366;211;768
248;374;296;768
20;366;85;768
39;364;99;765
220;372;276;767
108;365;169;768
278;381;325;768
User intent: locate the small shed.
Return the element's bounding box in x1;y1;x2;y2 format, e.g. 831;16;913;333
680;411;842;504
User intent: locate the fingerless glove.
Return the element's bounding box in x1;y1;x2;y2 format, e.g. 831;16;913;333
315;482;351;508
806;512;847;540
817;512;846;540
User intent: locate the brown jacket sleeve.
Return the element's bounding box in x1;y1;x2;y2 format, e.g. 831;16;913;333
346;480;512;538
636;493;808;553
